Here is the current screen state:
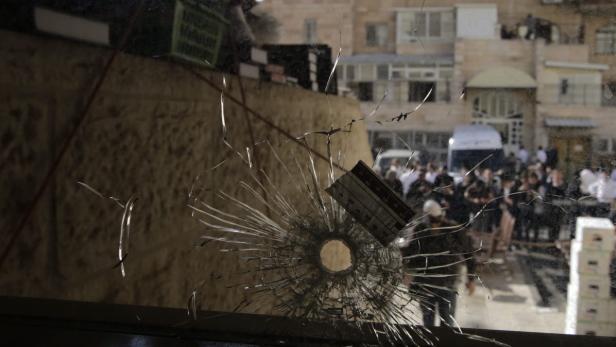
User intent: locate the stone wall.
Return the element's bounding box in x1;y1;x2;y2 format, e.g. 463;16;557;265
0;30;372;313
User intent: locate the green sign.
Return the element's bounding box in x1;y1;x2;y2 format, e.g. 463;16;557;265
171;0;228;66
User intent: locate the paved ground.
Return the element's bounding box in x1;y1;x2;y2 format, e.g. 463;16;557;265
456;252;566;334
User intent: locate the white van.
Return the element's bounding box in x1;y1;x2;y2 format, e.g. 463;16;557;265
447;125;504;179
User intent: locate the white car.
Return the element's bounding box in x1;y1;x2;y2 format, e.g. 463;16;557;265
373;149;420;174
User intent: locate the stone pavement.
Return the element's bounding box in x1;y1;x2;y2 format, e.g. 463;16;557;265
455;252;566;334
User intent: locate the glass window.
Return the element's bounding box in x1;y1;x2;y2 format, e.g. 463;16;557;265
428;12;441;37
473;92;521;119
426;132;440;147
346;65;355;81
414;132;425;146
595;138;609;152
596;25;616;54
408;81;436;102
374;135;393;151
377;65;389;80
304;19;317;44
414;12;427;37
411;11;443;38
360;64;375;80
358;82;374;101
366;23;388;46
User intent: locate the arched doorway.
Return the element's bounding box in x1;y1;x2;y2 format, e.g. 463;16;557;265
472;91;524;155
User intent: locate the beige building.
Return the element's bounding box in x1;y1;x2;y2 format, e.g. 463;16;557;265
258;0;616;174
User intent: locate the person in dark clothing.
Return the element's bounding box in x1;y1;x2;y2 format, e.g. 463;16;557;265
449;173;476;225
524;14;536;40
464;178;491;233
384;169;403;197
504;152;517;175
565;170;584;239
406;168;432;213
544;169;567;241
514;173;531;242
501;174;519;216
398;200;476;327
432;169;456;220
546;145;559;169
515;172;541;242
434;165;454;188
482;168;502;234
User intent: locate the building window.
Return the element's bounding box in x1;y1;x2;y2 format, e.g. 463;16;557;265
596;24;616;54
366;23;388;47
397;9;454;43
304;19;317;44
415;12;427;37
472;92;521;119
413;132;425;147
428;12;441;37
377;65;389;80
408;81;435;102
373;135;393;151
413;12;444;38
360;64;375;80
472;92;523;149
595;138;609;152
346;65;355;81
358;82;374;101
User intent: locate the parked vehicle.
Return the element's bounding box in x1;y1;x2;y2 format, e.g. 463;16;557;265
448;124;504;179
373;149;421;174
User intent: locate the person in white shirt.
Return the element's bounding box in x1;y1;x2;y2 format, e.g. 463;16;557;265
425;162;438;184
517;145;529;166
588;171;616;219
400;163;419;198
588;171;616;204
580;168;598;194
389;159;402;178
536;146;547;165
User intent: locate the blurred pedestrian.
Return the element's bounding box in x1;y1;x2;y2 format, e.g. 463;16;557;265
398;200;476;327
536;146;547;165
389;159;402;178
544;169;567;241
385;169;403;197
400;162;418;198
588;170;616;218
524;14;536;40
517;145;529;168
406;167;432;213
426;162;438;184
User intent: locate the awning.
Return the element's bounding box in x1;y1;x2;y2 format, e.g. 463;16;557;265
544;117;596;128
467;66;537;89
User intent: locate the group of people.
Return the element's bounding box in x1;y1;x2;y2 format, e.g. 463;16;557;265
383;151;616;247
384;149;616;327
500;13;556;44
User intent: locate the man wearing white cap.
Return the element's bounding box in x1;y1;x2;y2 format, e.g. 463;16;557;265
398;200;477;327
